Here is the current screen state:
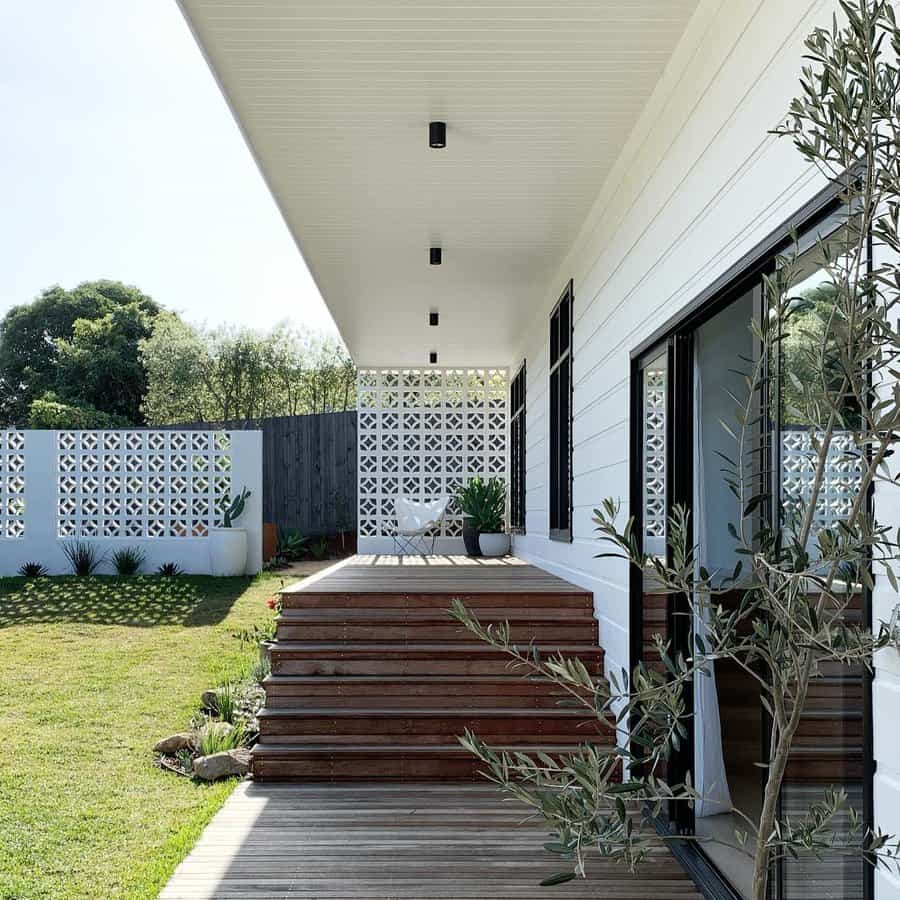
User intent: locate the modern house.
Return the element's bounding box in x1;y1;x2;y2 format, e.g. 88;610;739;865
177;2;899;898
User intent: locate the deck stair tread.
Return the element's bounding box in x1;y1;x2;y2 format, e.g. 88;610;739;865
258;706;595;718
270;641;603;653
277;608;593;620
254;741;599;755
266;674;570;683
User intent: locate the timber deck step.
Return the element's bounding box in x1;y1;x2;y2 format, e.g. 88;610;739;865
252;742;605;780
281;592;592;609
252;555;605;781
276;607;594;620
275;608;598;642
262;674;584;708
269;642;604;677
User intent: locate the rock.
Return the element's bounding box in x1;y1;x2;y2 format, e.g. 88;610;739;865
193;749;251;781
201;689;218;710
154;732;195;754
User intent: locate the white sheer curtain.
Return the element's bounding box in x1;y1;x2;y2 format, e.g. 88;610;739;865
693;361;733;818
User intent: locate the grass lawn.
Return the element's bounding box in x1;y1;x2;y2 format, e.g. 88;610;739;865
0;572;284;899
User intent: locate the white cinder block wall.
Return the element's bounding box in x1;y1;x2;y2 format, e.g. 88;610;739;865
0;430;263;576
508;0;900;894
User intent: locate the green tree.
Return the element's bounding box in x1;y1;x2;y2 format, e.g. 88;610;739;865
53;304;153;423
28;395;131;429
139;312;209;425
0;280;159;425
140;318;357;424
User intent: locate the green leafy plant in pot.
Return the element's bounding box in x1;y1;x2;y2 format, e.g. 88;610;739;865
456;477;508;557
210;487;252;576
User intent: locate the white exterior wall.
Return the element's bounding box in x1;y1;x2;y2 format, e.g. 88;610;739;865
0;430;263;576
507;1;900;894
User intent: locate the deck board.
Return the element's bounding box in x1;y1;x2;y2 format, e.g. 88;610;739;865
161;782;702;899
283;555;587;596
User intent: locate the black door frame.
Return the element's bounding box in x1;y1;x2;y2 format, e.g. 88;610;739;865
627;174;874;900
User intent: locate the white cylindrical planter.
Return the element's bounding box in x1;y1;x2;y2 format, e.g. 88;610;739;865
478;533;510;557
209;528;248;576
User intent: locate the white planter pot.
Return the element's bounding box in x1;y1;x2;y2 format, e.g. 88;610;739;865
478;533;510;557
209;527;248;576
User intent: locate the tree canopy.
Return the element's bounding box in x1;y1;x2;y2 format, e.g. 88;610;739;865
0;280;159;426
139;316;356;424
0;281;356;428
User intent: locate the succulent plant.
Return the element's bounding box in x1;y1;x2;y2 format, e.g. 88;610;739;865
221;487;252;528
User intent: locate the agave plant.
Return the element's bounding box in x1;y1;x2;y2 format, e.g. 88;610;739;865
276;527;307;560
17;561;48;578
456;476;505;533
156;561;183;577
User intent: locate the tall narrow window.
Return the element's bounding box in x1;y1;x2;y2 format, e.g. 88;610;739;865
509;362;526;532
549;281;573;541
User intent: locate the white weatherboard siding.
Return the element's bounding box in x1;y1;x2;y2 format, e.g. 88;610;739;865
509;1;900;894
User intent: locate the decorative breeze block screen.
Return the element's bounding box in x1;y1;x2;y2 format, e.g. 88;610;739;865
0;430;26;538
57;431;232;538
357;368;508;539
781;429;863;531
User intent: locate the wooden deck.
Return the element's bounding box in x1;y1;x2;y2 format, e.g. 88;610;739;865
161;782;702;899
283;554;585;596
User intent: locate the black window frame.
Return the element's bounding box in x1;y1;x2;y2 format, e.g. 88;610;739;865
549;280;573;542
509;362;526;533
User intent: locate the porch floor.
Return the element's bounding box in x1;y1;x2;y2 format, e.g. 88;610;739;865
282;553;582;596
160;781;702;899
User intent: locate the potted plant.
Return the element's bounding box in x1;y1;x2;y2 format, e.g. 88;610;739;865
209;487;252;576
456;477;508;557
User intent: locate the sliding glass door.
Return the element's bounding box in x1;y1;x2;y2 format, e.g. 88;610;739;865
630;215;870;900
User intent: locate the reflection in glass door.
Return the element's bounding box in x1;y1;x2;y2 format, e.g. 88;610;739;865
692;288;761;899
631;215;870;900
774;234;866;900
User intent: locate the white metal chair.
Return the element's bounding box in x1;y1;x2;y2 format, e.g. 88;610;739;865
393;496;449;555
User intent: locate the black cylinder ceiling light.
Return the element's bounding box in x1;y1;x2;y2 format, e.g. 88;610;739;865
428;123;445;364
429;121;446;148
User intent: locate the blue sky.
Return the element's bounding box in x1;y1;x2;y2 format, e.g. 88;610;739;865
0;0;336;334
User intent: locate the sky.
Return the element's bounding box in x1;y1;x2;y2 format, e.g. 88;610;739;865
0;0;337;335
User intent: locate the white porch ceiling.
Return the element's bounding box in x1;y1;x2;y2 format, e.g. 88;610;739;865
178;0;699;366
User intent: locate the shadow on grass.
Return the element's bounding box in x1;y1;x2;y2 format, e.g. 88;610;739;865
0;575;251;628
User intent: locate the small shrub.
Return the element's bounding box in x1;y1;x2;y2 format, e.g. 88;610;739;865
62;540;105;576
309;537;329;560
156;562;183;577
174;748;194;775
112;546;145;576
213;683;238;724
196;720;247;756
276;527;307;561
17;561;48;578
250;655;271;685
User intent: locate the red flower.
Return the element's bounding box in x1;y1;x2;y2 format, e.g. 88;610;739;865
266;597;277;610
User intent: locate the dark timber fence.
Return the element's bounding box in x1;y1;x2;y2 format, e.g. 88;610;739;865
163;412;357;536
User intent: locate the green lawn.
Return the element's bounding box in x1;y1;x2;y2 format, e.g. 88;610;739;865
0;573;281;899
